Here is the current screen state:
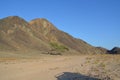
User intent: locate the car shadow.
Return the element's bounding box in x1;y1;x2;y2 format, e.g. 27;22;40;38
55;72;101;80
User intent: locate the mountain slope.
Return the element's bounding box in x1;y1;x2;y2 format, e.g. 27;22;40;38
0;16;107;54
0;16;50;51
108;47;120;54
30;18;106;54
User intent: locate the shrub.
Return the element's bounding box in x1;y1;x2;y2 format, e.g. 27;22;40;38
50;42;69;52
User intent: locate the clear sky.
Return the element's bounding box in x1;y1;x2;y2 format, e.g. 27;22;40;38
0;0;120;49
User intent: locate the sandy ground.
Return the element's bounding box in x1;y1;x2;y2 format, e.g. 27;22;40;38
0;54;120;80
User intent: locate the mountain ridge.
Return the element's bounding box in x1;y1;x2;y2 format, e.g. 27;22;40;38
0;16;108;55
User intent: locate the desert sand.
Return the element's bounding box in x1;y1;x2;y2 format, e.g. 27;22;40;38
0;54;120;80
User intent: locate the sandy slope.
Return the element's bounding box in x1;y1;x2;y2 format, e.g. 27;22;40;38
0;55;120;80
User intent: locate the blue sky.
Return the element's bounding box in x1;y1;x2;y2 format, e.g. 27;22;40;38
0;0;120;49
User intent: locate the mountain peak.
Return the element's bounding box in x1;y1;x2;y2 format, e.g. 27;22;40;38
30;18;49;22
29;18;52;27
1;16;28;24
6;16;21;19
3;16;24;20
108;47;120;54
29;18;58;31
0;16;30;33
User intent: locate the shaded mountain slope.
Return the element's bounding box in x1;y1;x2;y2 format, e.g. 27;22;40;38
0;16;107;54
108;47;120;54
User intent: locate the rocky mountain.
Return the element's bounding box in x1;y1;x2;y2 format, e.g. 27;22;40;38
0;16;50;51
108;47;120;54
0;16;107;55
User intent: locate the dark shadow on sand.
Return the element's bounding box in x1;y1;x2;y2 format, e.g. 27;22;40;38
56;72;101;80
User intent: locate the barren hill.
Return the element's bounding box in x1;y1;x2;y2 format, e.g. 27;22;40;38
0;16;50;51
0;16;107;55
108;47;120;54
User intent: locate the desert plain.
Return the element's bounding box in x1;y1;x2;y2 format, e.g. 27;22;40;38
0;52;120;80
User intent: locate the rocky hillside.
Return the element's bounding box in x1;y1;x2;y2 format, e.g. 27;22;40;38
0;16;50;51
0;16;107;54
108;47;120;54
